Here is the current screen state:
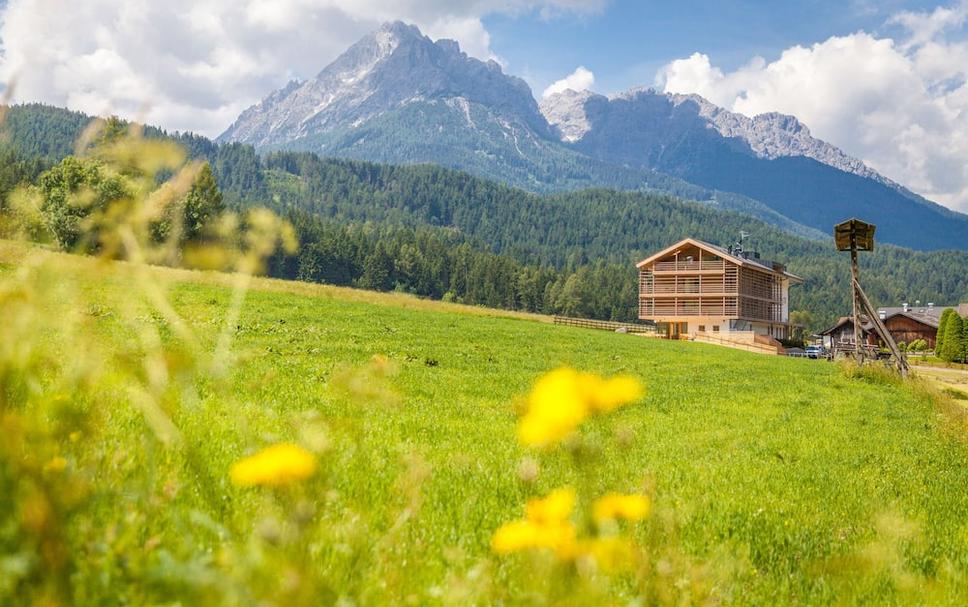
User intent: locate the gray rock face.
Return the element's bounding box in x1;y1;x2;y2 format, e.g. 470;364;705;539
540;87;892;186
538;89;600;142
666;93;892;186
218;21;549;148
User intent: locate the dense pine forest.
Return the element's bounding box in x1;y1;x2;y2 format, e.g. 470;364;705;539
2;103;967;330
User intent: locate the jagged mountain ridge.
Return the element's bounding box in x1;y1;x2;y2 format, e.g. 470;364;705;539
540;88;889;185
220;21;968;251
219;21;550;149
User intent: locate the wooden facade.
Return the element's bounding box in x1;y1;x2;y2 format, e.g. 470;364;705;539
636;238;802;339
820;306;954;351
882;314;939;348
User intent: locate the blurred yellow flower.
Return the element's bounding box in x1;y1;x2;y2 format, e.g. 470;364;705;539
229;443;318;487
589;375;644;413
592;493;651;523
518;368;644;447
525;487;575;524
518;368;590;447
492;487;578;557
43;456;68;473
491;520;577;556
491;520;540;553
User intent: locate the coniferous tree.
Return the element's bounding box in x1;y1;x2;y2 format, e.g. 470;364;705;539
939;313;964;363
962;315;968;363
936;308;954;354
359;245;394;291
183;163;224;242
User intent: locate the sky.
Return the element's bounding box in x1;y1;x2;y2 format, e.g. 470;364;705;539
1;0;968;213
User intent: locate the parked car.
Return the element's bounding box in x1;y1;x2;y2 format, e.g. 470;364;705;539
805;345;826;359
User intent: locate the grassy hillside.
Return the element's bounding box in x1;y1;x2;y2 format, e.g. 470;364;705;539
3;240;968;605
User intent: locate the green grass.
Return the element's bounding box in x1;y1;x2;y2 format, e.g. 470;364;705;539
4;242;968;605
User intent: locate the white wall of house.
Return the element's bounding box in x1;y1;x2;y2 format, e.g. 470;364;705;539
683;319;733;336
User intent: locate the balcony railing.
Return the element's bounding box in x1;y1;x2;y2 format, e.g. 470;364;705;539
639;296;785;322
652;260;725;272
643;282;738;295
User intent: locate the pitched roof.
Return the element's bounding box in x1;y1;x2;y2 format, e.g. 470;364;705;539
874;305;954;329
822;305;958;335
635;237;804;282
887;311;941;329
818;316;869;336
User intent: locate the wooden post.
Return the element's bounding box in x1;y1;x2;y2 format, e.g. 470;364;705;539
853;277;910;377
850;239;863;365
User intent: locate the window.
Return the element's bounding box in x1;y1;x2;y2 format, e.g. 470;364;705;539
698;325;706;332
712;325;720;332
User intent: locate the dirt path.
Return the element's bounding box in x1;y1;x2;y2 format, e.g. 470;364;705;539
912;365;968;401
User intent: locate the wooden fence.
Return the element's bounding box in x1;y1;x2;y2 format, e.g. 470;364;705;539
692;332;783;355
553;316;657;335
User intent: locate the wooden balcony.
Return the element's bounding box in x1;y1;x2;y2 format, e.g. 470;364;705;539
652;260;725;272
638;295;786;323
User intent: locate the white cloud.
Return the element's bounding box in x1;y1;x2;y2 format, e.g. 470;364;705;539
889;0;968;49
542;66;595;98
0;0;604;137
655;2;968;213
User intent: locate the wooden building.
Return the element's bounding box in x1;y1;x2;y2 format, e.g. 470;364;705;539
636;238;803;340
819;302;959;351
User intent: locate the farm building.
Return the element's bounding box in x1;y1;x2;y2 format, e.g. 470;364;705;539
819;302;964;351
636;237;802;341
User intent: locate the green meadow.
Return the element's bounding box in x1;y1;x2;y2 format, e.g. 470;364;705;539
3;240;968;605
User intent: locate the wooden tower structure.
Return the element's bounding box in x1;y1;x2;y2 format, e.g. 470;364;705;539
834;218;908;376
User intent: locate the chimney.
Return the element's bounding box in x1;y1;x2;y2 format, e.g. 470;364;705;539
878;310;886;320
902;302;909;312
928;302;934;309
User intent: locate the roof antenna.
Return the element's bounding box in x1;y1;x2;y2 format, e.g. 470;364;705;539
733;230;751;258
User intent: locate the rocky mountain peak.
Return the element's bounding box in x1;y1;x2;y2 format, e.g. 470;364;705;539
219;21;547;147
539;89;604;142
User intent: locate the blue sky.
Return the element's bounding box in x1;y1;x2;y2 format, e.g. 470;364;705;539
485;0;948;95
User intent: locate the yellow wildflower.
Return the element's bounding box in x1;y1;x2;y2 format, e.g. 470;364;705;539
230;443;318;487
43;456;68;473
518;368;645;447
491;519;577;556
491;487;578;557
592;493;651;523
589;375;644;413
518;368;590;447
492;520;541;553
525;487;575;524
